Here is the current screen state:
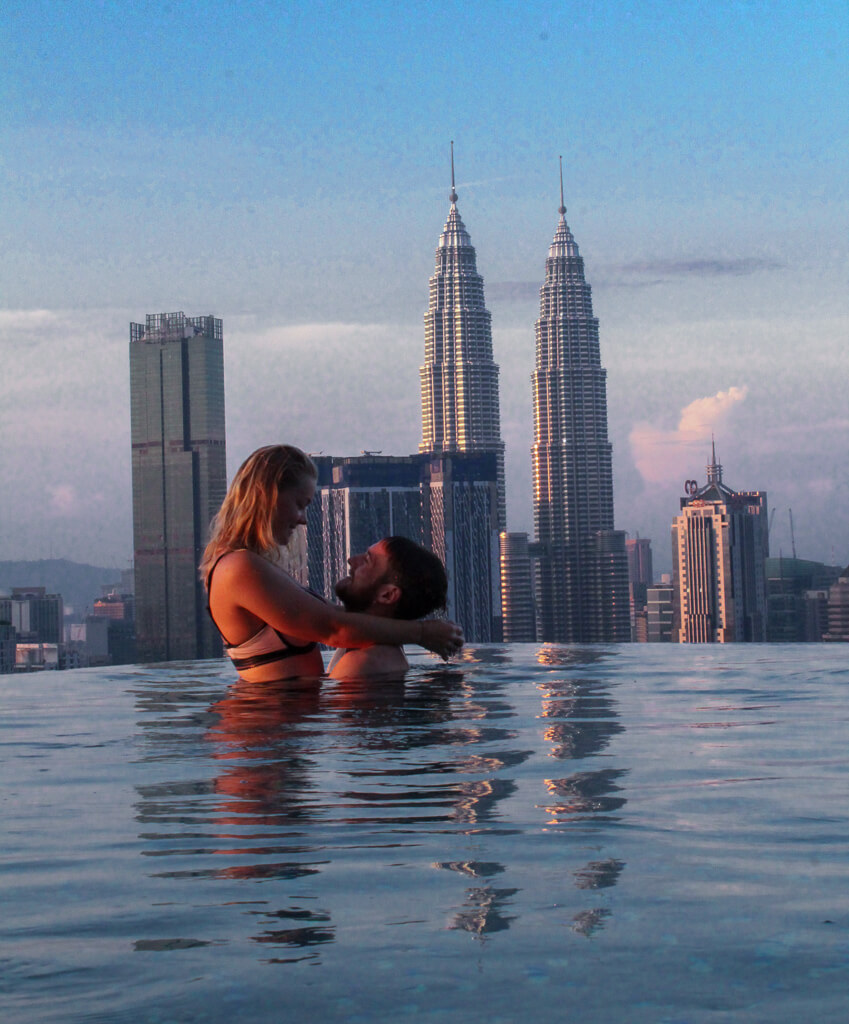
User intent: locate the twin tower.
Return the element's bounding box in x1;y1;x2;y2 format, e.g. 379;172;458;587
423;152;629;643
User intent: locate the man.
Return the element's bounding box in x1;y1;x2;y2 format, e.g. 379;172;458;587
328;536;449;679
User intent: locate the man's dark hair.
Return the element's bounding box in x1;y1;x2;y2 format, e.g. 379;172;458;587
382;536;448;621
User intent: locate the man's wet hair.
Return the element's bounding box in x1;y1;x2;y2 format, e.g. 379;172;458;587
382;536;448;621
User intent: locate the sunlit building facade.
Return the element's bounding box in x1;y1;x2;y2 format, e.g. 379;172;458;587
531;167;629;642
499;532;538;642
419;151;506;532
671;447;768;643
130;312;226;662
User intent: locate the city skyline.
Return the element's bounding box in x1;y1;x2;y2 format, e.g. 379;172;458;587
2;2;847;573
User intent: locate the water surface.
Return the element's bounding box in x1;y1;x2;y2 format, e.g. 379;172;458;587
3;644;848;1022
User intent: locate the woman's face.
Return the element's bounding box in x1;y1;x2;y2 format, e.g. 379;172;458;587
272;474;316;546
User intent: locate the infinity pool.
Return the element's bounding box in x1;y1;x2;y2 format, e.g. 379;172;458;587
3;644;849;1022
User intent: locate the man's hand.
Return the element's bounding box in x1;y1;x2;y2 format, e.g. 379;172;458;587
420;619;464;660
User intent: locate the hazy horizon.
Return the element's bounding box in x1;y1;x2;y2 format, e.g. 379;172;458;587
3;1;847;575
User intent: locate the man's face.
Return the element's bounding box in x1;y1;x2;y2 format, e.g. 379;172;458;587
335;540;397;614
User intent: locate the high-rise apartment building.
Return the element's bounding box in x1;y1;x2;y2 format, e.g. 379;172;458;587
307;452;502;642
671;446;768;643
419;147;506;531
0;622;15;674
531;163;629;642
626;538;653;588
499;532;538;642
646;584;674;642
824;565;849;642
626;536;653;641
765;557;842;641
130;312;226;662
2;587;64;643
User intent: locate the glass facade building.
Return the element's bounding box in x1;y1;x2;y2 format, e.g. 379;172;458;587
307;452;501;642
130;312;226;662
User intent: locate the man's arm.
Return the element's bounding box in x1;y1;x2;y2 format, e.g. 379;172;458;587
328;644;409;680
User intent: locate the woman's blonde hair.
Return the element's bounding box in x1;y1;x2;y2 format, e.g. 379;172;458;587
200;444;317;585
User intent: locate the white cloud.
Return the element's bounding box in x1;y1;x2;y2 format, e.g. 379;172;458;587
0;308;61;332
629;386;749;485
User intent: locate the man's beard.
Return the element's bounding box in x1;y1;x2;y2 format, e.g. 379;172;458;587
335;576;382;613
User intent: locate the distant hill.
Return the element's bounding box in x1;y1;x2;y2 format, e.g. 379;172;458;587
0;559;123;621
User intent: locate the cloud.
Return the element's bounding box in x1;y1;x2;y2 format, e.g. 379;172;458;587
610;257;785;279
0;308;61;333
488;258;785;300
629;386;749;485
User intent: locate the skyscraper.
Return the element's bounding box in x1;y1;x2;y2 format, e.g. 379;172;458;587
671;445;768;643
419;145;506;531
499;532;538;642
130;312;226;662
306;451;501;641
531;161;630;642
824;565;849;642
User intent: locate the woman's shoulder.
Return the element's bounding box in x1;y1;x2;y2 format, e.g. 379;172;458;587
210;548;274;584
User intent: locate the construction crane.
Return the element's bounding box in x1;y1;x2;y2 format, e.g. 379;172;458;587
788;507;797;559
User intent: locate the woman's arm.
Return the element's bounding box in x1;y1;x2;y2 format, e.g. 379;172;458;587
214;551;463;659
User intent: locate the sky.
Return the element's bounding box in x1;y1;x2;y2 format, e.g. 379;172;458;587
2;0;847;574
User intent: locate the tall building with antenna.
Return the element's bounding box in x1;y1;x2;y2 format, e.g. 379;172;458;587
531;160;630;642
419;143;506;532
671;442;768;643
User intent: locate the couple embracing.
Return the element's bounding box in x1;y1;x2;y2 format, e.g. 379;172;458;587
202;445;463;682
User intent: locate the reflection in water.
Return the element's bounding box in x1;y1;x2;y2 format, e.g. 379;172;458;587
450;887;519;938
534;645;613;668
11;645;843;1021
542;769;628;821
328;673;525;829
206;678;324;837
131;647;631;961
434;860;517;940
573;858;625;890
571;907;611;938
537;675;625;760
533;650;629;936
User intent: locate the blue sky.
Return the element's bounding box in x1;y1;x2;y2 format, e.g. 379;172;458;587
2;0;847;572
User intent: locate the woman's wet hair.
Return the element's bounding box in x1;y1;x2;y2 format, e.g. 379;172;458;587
381;536;448;621
200;445;316;582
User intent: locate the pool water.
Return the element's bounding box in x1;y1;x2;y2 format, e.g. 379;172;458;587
3;644;849;1023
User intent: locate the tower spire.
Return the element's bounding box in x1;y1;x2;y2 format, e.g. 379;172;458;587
449;140;458;205
707;434;723;485
558;155;566;218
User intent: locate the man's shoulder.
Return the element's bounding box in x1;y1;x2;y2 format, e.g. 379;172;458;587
328;644;409;680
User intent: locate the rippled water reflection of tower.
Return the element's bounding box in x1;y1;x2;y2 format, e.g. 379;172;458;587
531;162;630;642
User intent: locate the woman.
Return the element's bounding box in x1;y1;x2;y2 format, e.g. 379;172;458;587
201;445;463;681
